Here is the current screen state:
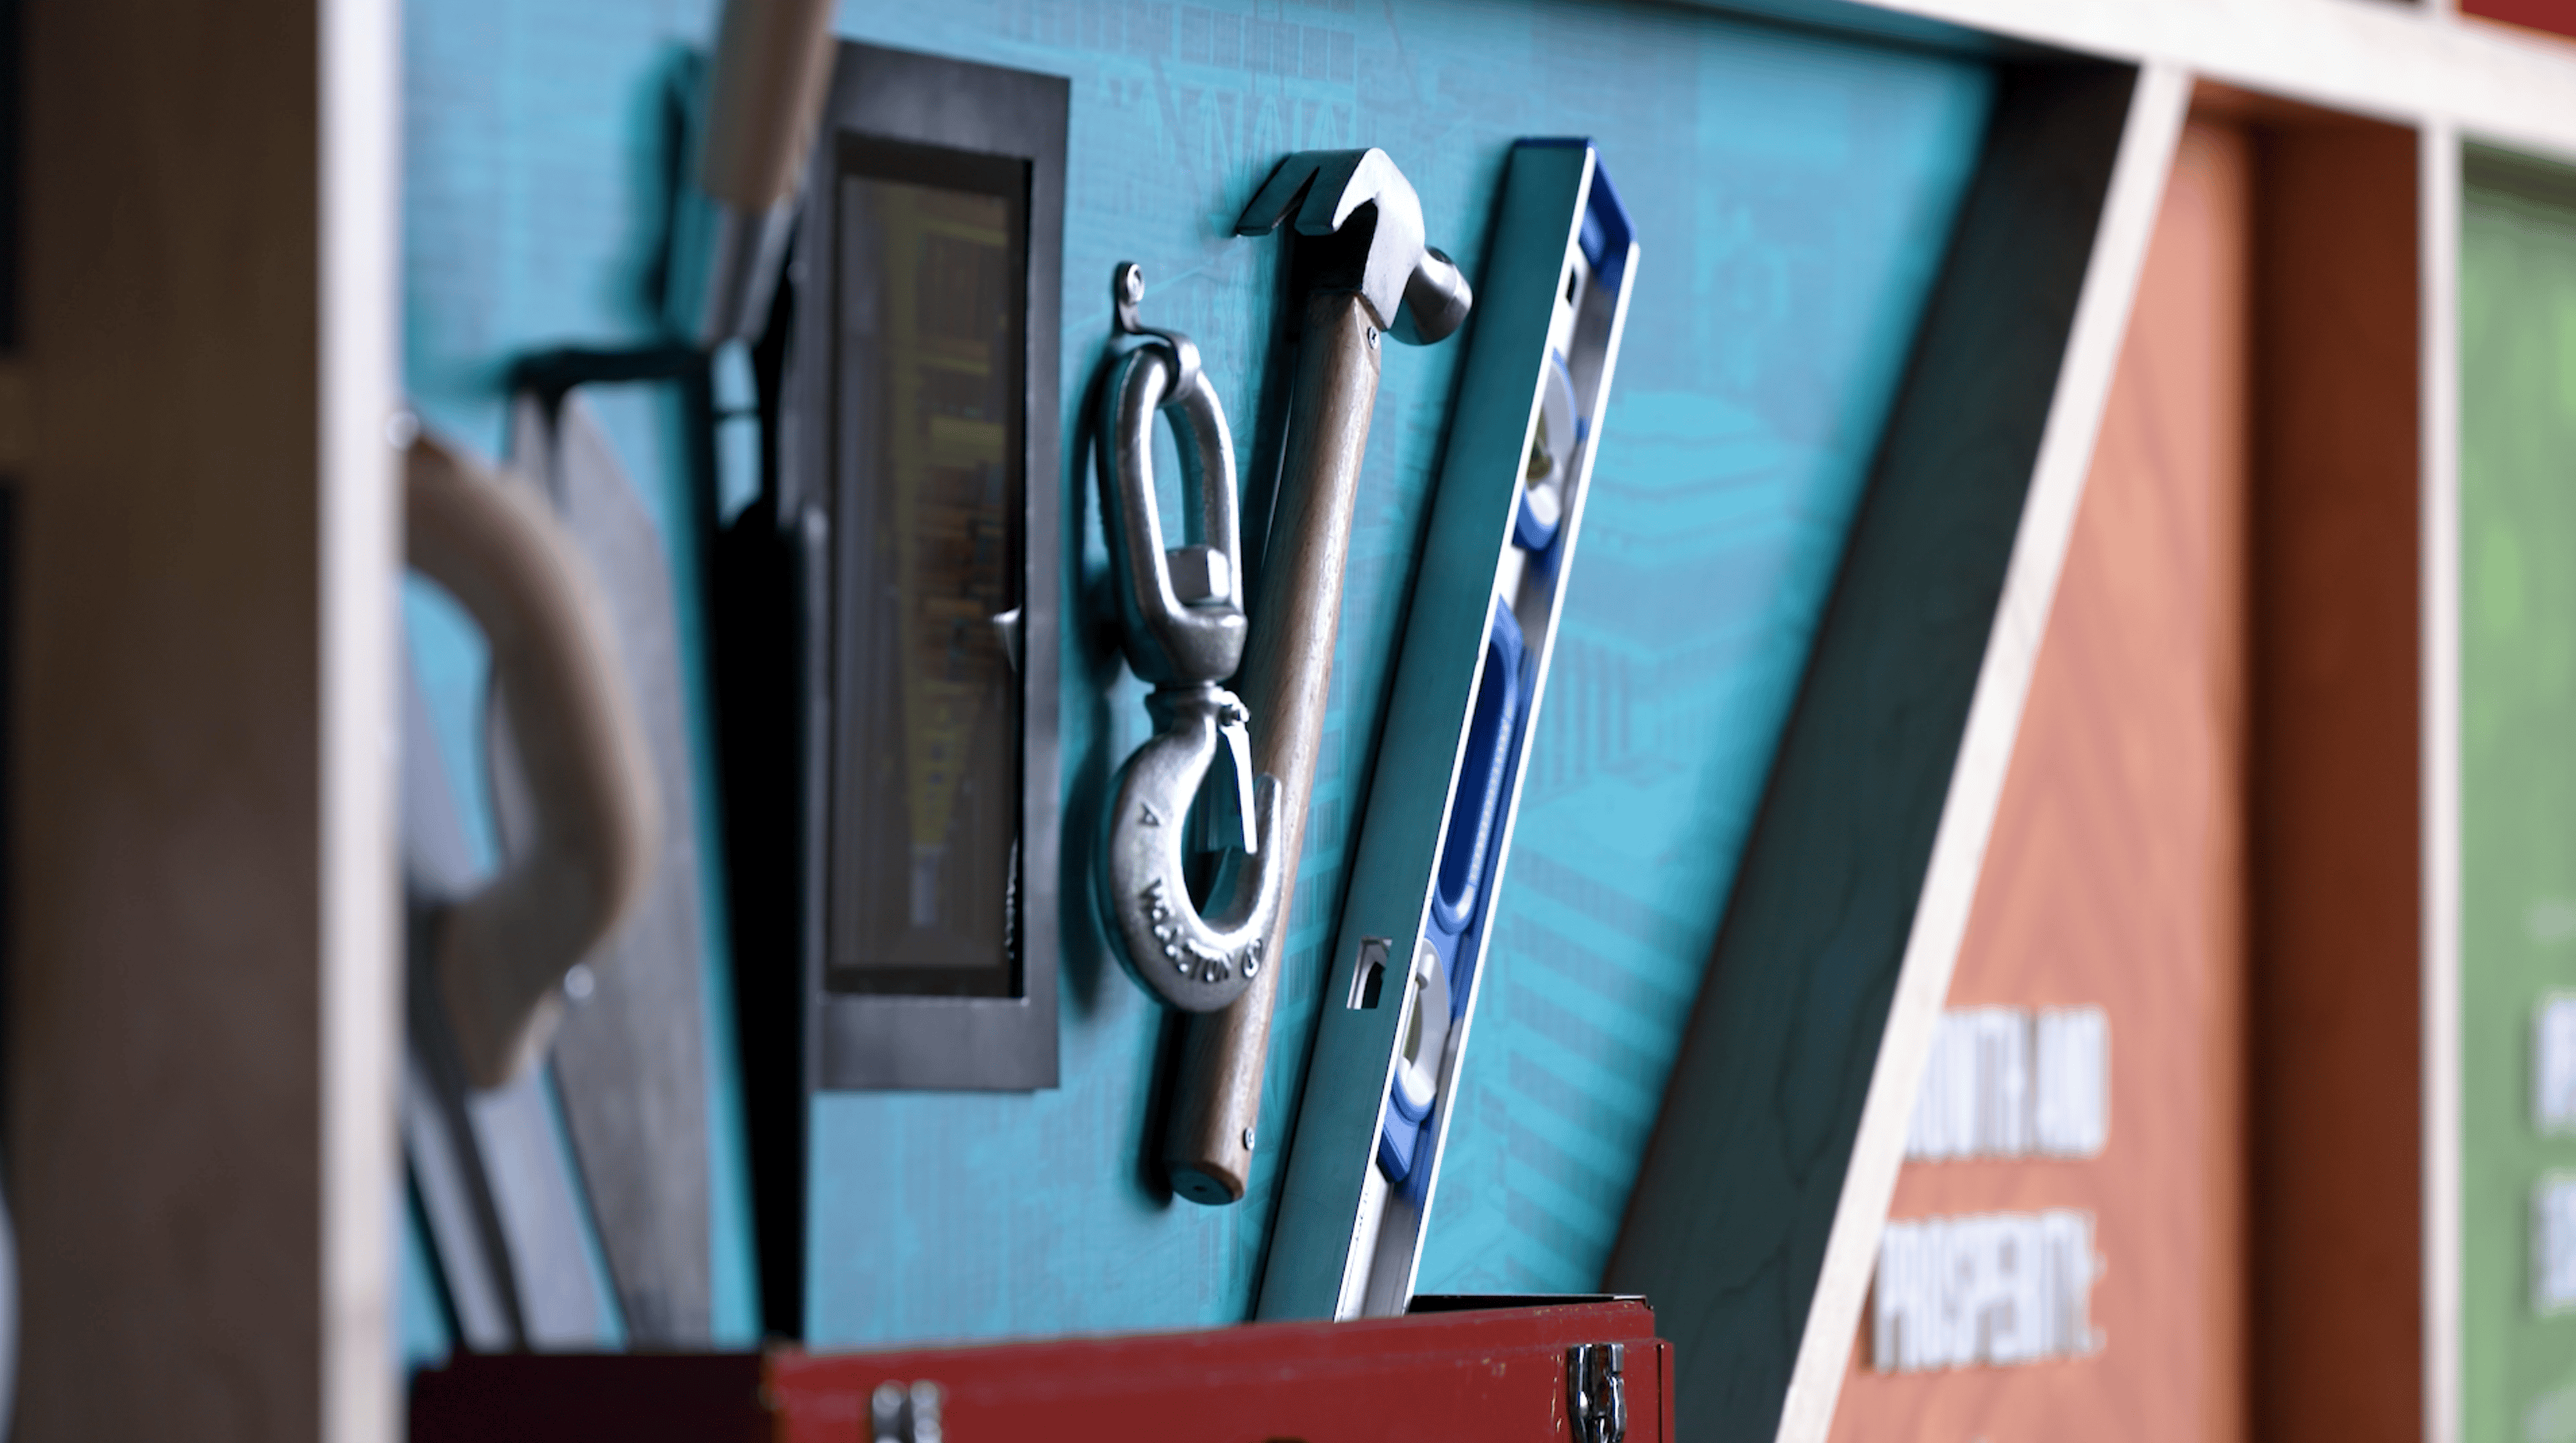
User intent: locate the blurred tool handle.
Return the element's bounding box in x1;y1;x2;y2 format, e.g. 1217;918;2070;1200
405;429;661;1090
697;0;840;212
1165;292;1381;1202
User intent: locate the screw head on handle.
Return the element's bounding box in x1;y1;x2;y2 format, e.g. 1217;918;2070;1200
1114;261;1147;334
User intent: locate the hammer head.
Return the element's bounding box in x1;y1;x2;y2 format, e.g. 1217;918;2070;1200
1237;148;1472;346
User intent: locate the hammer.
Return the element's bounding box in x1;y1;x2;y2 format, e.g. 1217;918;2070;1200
1165;149;1472;1204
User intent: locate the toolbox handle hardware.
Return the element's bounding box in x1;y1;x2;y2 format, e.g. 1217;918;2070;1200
868;1378;944;1443
1567;1342;1628;1443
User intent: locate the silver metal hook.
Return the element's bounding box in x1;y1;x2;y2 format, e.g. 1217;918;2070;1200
1113;261;1202;399
1100;685;1287;1011
1096;325;1245;686
1095;264;1287;1011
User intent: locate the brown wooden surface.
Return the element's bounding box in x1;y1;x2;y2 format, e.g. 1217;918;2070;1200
14;2;349;1439
1824;113;2253;1443
2244;115;2422;1443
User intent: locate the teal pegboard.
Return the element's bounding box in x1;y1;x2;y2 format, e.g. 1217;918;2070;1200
400;0;1992;1348
808;0;1994;1340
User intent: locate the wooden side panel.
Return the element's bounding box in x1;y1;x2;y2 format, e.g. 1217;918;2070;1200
1824;114;2251;1443
10;0;400;1439
2245;119;2423;1443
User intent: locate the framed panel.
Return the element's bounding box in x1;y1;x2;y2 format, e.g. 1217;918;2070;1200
783;43;1068;1091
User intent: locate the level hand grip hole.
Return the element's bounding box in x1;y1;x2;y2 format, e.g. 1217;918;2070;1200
1347;937;1391;1010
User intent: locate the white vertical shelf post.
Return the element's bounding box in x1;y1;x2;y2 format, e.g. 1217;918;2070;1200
321;0;402;1437
2420;111;2465;1443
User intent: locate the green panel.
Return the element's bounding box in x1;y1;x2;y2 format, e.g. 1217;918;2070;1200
2463;151;2576;1443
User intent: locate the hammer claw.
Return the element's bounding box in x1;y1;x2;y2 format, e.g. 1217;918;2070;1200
1235;149;1371;239
1233;147;1467;345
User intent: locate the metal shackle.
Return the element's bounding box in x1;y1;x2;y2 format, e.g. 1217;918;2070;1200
1096;264;1247;688
1094;263;1289;1012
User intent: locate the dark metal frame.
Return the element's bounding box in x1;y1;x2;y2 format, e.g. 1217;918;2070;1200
783;42;1066;1092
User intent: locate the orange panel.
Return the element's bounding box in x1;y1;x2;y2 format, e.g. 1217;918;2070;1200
1826;117;2251;1443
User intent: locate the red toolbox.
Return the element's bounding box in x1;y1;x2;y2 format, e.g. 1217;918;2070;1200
410;1296;1670;1441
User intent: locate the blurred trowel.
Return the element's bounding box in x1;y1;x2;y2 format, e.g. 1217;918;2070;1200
402;655;618;1351
491;392;717;1347
401;425;661;1353
473;0;839;1346
669;0;838;347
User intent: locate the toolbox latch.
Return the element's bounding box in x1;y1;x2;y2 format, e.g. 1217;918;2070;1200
870;1380;943;1443
1567;1342;1627;1443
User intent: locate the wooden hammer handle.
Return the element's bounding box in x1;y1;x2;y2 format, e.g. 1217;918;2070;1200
696;0;839;213
1165;292;1381;1202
